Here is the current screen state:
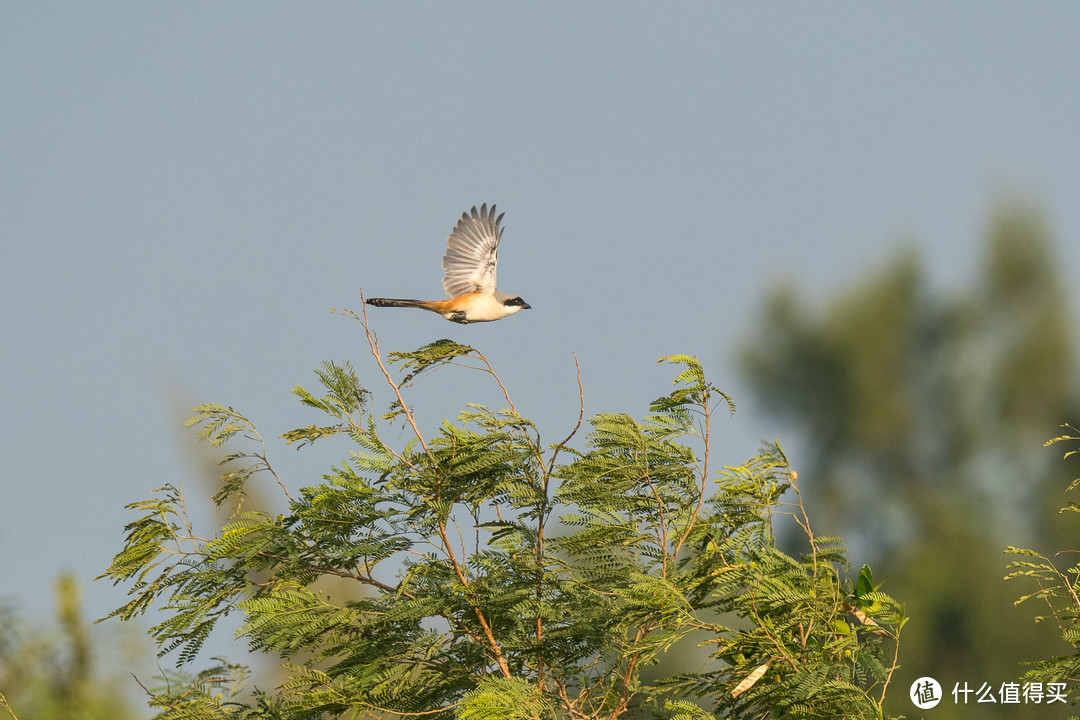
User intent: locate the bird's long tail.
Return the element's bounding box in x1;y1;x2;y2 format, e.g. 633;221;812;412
366;297;432;310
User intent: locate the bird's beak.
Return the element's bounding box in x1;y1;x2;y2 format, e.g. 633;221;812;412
522;301;532;310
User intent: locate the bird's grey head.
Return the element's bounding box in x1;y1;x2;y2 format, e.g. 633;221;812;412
494;290;531;312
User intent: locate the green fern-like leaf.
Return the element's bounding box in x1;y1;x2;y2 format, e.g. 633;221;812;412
388;339;477;386
459;677;550;720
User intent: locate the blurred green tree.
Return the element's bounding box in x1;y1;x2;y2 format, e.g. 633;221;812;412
0;573;140;720
739;200;1078;719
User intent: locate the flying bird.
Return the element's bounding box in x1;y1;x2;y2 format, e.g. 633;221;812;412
366;204;531;324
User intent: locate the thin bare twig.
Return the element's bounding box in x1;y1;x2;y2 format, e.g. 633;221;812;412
546;353;585;475
129;672;189;714
130;673;153;697
672;385;713;558
253;432;294;501
355;297;431;455
787;472;820;577
359;701;461;716
878;627;903;707
0;692;20;720
474;351;517;414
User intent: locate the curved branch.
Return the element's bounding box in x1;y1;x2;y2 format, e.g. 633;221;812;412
335;296;431;456
547;353;585;475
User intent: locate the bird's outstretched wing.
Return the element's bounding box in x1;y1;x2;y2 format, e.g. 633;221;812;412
442;204;504;297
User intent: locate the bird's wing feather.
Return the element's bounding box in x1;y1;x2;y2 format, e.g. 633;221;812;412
442;204;504;297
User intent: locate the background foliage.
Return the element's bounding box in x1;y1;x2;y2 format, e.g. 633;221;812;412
0;574;139;720
739;201;1079;718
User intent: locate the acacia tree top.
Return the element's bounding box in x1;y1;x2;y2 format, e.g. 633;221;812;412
99;304;904;720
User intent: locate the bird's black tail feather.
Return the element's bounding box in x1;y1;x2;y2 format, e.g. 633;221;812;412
366;298;427;309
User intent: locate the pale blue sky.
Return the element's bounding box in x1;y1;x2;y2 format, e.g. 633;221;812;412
2;1;1079;672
